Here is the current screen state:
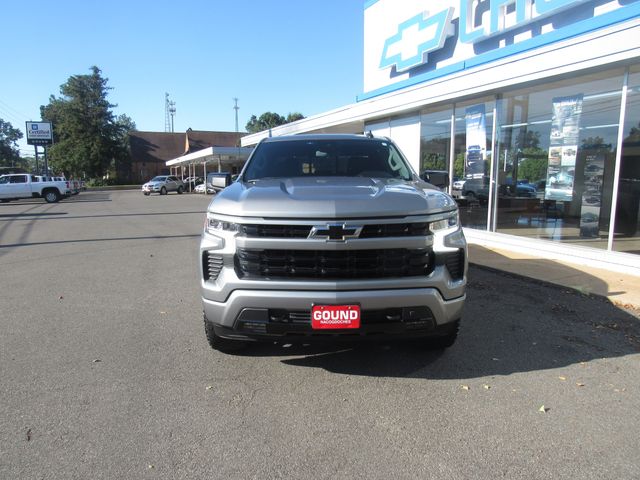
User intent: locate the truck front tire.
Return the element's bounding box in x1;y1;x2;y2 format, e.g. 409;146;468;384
423;320;460;350
43;189;61;203
204;315;247;353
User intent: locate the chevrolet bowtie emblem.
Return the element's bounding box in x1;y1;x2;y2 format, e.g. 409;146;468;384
380;7;455;73
309;224;363;242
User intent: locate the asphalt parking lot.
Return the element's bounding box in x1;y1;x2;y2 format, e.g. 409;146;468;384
1;191;639;479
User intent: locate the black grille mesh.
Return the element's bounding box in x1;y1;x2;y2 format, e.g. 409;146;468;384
238;223;429;239
239;224;311;238
360;223;428;237
235;248;434;280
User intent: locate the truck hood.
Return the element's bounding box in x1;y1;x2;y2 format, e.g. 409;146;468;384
208;177;457;218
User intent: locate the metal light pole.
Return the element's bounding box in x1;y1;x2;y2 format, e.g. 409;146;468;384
170;102;176;133
233;98;239;133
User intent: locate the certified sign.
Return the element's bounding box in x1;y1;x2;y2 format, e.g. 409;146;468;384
25;121;53;145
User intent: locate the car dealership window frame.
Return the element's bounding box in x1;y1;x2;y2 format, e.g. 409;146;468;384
416;64;637;254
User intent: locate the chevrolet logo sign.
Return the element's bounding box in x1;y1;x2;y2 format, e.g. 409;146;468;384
309;224;363;242
380;7;455;73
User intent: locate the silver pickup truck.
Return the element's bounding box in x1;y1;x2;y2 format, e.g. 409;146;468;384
0;174;69;203
199;134;467;353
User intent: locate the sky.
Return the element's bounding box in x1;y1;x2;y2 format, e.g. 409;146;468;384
0;0;365;157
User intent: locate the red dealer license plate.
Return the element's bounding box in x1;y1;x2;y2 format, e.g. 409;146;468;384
311;305;361;330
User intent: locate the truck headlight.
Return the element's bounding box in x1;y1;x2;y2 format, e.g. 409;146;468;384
204;214;239;235
430;210;459;232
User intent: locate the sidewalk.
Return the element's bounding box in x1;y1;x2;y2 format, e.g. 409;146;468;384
468;244;640;311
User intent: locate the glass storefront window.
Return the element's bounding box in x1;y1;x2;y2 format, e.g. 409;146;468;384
494;69;625;248
613;66;640;254
420;106;453;175
455;97;496;231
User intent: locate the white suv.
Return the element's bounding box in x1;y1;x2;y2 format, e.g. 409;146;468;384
142;176;184;195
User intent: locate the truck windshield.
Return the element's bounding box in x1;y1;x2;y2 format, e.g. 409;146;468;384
243;139;414;181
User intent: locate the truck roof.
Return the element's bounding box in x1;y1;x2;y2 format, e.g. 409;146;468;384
260;134;384;144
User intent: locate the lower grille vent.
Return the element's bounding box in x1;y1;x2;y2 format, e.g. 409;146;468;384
444;249;465;281
203;252;224;281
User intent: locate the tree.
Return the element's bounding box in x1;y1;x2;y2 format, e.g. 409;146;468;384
420;137;449;172
0;118;23;167
245;111;305;133
40;66;132;178
517;156;548;183
285;112;304;123
626;122;640;142
113;114;137;181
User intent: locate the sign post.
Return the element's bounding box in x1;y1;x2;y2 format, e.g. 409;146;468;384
25;122;53;178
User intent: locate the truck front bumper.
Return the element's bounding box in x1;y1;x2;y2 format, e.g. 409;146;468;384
203;287;465;342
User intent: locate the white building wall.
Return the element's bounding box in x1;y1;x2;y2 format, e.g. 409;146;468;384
364;116;421;172
390;116;421;173
365;120;390;138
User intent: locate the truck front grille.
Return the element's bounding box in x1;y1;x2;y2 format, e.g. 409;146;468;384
360;223;428;238
235;248;434;280
239;224;311;238
238;222;429;239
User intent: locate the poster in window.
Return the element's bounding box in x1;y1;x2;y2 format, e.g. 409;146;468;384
545;94;583;202
465;104;487;179
580;153;605;238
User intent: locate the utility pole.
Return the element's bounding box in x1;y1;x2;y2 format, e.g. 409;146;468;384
165;93;176;132
233;98;239;133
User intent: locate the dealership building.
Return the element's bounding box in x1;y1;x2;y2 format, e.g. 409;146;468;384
241;0;640;275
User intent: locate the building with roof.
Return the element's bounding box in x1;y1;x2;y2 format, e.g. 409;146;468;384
125;129;244;183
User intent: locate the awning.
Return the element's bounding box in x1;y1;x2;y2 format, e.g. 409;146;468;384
165;146;253;167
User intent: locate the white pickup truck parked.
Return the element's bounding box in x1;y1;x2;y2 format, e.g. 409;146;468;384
0;174;70;203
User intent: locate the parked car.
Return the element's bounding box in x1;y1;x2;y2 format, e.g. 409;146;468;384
67;179;80;195
142;176;184;195
452;178;466;190
502;181;536;197
51;176;73;196
195;183;215;194
183;176;204;190
0;174;69;203
461;176;490;203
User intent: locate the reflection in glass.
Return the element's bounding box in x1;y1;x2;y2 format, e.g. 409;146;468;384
613;66;640;254
420;106;453;175
455;97;495;231
494;69;624;249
